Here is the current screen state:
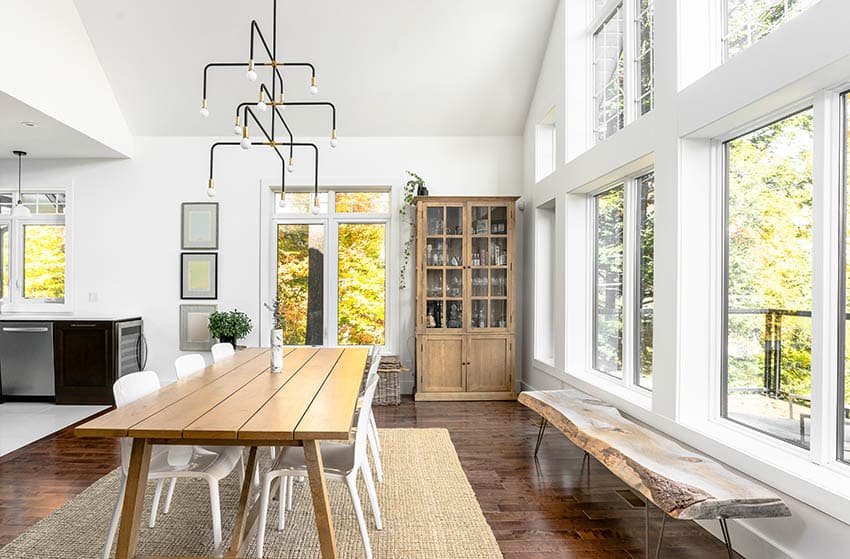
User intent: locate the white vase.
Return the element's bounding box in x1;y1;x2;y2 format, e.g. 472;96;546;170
270;328;283;373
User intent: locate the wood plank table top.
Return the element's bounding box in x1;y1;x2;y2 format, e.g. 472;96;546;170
76;346;369;559
76;347;368;443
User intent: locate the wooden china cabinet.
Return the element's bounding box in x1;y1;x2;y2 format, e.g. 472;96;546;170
414;196;518;401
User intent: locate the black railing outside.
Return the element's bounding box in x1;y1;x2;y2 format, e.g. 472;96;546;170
728;308;850;420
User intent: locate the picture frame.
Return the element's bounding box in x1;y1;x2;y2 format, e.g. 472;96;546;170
181;202;219;250
181;252;218;299
179;304;216;351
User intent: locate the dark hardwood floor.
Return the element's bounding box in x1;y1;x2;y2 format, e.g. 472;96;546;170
0;398;733;557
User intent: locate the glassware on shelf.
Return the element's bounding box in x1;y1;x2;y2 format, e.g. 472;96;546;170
426;300;443;328
446;301;462;328
446;207;463;235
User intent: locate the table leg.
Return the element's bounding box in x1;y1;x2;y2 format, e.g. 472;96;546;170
115;438;153;559
226;446;258;558
304;440;338;559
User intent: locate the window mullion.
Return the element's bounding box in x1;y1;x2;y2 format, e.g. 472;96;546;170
811;91;841;464
623;178;638;387
622;0;636;126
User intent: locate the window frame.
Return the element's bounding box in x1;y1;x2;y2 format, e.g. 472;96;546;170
839;89;850;465
0;187;71;313
589;167;654;393
589;0;654;146
268;186;392;351
721;0;819;62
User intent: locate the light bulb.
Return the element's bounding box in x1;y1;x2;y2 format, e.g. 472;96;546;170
240;137;252;150
200;107;209;118
207;188;216;198
310;85;319;95
311;202;321;214
330;137;338;148
257;100;267;112
278;195;288;208
288;157;295;173
233;124;242;135
246;69;257;82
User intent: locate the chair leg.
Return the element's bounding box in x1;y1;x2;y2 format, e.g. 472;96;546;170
149;479;164;528
277;475;287;531
257;472;275;558
207;479;222;548
346;475;373;559
287;475;294;511
361;462;383;529
237;451;245;487
369;413;381;453
367;424;384;483
163;477;177;514
102;472;127;559
719;518;735;559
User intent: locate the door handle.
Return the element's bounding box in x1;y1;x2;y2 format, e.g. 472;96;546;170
69;324;97;328
2;327;49;333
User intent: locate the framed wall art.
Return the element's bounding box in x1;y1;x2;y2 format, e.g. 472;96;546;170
182;202;219;250
179;304;216;351
181;252;218;299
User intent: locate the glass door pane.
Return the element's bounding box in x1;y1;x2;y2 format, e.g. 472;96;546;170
424;204;464;330
277;223;325;345
22;224;65;302
338;223;386;345
470;204;509;330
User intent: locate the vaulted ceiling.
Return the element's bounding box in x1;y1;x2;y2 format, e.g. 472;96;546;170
73;0;558;138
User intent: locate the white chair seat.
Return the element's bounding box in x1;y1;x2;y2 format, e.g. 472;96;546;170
150;446;243;481
274;441;356;476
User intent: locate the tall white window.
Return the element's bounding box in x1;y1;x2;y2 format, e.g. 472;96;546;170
591;0;655;145
723;0;818;60
274;190;389;347
593;5;624;144
0;192;67;308
592;169;654;388
840;91;850;463
535;108;557;183
723;108;814;448
534;200;556;364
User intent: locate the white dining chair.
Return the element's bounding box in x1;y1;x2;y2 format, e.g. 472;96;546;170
103;372;244;558
174;353;207;378
255;374;383;559
211;342;235;362
363;347;383;483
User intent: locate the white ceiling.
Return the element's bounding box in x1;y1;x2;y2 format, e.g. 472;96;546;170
0;91;122;158
73;0;558;138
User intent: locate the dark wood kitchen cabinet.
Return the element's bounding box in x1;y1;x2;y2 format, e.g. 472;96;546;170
53;321;115;404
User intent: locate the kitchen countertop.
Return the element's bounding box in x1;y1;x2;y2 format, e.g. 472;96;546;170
0;315;142;322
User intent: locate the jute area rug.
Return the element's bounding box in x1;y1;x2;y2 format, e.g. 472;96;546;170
0;428;502;559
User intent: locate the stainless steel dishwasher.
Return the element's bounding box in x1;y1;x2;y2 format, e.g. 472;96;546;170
0;322;55;396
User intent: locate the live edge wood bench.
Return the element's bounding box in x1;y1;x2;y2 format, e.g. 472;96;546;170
518;389;790;559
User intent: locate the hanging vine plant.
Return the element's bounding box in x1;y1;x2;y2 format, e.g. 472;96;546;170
399;171;425;289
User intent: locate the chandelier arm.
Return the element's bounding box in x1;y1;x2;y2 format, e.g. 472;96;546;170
203;61;313;101
244;108;285;165
208;142;318;190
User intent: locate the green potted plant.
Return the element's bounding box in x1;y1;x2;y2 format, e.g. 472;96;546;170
399;171;426;289
208;309;253;348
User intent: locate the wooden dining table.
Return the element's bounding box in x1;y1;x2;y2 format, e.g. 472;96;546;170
75;346;368;559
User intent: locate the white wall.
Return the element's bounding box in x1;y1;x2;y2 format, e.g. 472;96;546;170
0;135;521;391
0;0;133;157
521;0;850;557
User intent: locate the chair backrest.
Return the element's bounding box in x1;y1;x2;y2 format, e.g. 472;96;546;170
175;353;207;379
113;371;161;472
365;347;381;385
353;374;380;469
211;342;235;363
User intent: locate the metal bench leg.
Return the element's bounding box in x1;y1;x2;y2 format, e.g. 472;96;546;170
719;518;735;559
534;418;548;457
643;499;667;559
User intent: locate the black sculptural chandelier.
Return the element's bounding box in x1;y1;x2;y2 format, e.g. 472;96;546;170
200;0;337;212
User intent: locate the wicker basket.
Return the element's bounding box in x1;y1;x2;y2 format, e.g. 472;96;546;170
363;355;403;406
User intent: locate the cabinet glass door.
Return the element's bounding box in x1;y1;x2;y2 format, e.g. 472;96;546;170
469;204;509;329
424;205;464;329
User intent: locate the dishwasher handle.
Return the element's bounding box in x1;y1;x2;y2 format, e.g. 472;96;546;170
2;326;50;333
